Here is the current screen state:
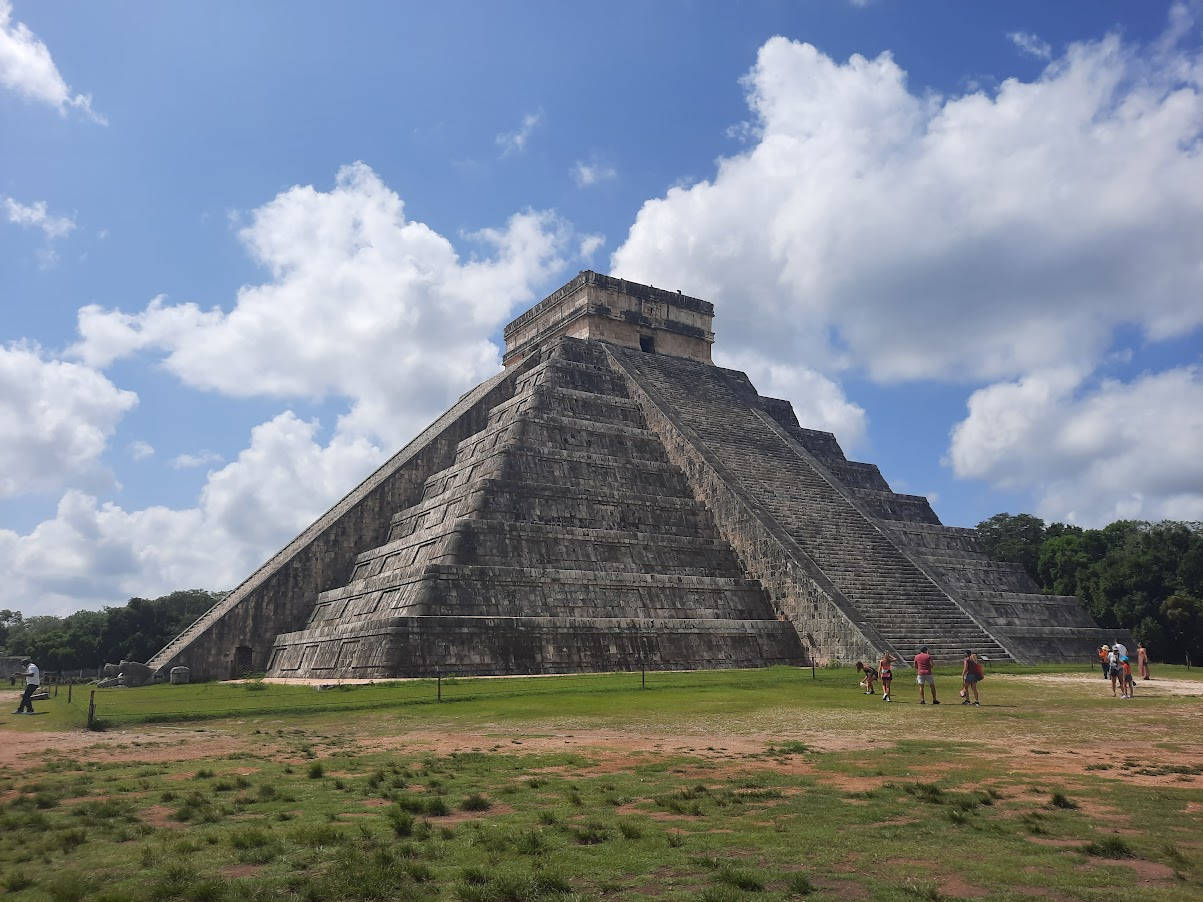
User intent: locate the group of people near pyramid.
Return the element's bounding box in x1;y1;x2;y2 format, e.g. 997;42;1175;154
1098;641;1151;699
854;647;991;707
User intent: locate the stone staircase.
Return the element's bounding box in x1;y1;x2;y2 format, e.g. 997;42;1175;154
614;348;1012;663
265;338;802;678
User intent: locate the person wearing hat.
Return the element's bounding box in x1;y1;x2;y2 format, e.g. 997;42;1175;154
960;651;983;706
1098;645;1110;679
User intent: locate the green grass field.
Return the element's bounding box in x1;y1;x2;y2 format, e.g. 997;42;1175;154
1;664;1200;901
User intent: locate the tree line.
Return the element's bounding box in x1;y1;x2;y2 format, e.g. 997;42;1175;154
0;590;225;674
975;514;1203;662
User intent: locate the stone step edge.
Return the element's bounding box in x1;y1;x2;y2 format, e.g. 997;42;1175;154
389;476;711;527
317;564;768;604
275;614;802;644
422;444;685;495
356;520;738;566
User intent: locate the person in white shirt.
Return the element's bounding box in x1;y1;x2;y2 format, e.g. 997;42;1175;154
14;660;40;714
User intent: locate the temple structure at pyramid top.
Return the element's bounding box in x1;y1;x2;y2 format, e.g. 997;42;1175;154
502;271;715;367
149;271;1119;681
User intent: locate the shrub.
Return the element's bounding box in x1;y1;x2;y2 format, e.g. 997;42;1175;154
307;762;325;779
1049;792;1078;810
386;808;414;837
461;793;492;812
617;819;643;839
569;821;609;845
1083;837;1135;858
786;873;815;896
290;824;346;847
2;870;33;892
716;864;765;891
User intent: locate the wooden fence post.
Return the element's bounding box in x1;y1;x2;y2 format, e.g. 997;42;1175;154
68;683;72;704
86;690;96;730
436;671;442;703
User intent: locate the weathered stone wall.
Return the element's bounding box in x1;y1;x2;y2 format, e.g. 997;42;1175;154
269;615;801;678
606;348;889;666
147;364;533;681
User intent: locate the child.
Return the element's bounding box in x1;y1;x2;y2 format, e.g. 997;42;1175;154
1121;656;1136;698
960;651;983;706
878;652;895;702
855;661;878;695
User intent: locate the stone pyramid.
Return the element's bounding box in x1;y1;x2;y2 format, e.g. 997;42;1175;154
148;272;1113;681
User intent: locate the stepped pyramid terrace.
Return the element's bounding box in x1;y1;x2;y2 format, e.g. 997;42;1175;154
148;271;1115;681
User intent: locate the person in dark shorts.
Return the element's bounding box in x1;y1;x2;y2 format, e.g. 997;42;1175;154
1099;645;1110;678
879;652;896;702
960;651;983;706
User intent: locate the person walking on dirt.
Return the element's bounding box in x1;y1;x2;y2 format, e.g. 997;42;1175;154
914;646;939;705
1099;645;1110;679
1138;643;1151;680
13;659;39;714
879;652;896;702
1107;648;1121;697
960;651;983;706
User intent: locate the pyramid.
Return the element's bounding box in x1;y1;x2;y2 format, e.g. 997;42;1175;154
148;272;1114;681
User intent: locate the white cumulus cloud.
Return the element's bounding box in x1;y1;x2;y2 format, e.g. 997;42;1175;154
613;27;1203;384
0;343;137;498
72;162;573;449
0;1;104;122
0;412;385;614
949;367;1203;525
612;15;1203;511
127;440;155;460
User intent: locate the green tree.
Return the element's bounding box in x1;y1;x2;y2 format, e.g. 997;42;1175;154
975;513;1046;581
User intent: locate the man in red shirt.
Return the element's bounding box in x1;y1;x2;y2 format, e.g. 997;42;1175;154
914;646;940;705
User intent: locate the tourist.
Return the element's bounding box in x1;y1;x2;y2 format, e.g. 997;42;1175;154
1098;645;1110;679
960;651;983;706
1120;656;1136;698
855;660;878;695
13;659;40;715
879;652;895;702
1138;642;1151;680
914;645;939;705
1113;639;1128;661
1107;647;1121;697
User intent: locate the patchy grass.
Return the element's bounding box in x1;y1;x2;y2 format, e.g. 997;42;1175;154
1;665;1201;899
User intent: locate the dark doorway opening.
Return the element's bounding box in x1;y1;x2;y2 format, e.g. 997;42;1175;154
639;334;656;353
233;645;253;677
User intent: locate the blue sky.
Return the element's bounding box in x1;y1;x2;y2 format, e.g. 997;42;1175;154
3;1;1201;616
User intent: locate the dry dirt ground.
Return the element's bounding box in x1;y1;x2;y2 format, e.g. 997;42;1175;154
2;674;1200;788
